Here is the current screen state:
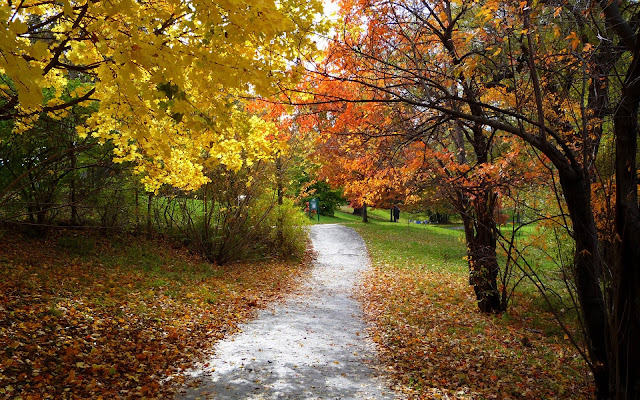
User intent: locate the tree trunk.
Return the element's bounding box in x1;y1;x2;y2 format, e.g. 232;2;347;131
469;192;502;313
458;191;503;313
36;206;46;225
275;154;284;248
362;203;368;223
611;91;640;400
557;170;610;399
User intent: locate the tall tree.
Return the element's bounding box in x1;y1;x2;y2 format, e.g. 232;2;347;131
301;0;640;397
304;1;538;313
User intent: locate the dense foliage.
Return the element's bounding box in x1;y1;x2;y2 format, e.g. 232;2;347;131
3;0;640;399
292;1;640;398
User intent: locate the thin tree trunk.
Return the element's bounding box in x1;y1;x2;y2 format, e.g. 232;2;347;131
275;154;284;247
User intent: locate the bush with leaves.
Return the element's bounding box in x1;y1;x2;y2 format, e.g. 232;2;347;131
172;160;311;264
294;174;345;216
253;194;310;260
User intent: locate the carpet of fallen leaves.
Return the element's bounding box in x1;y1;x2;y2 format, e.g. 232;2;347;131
0;229;311;399
359;266;595;400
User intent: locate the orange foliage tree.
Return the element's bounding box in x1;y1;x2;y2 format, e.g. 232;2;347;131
296;0;640;398
308;85;415;221
302;2;544;314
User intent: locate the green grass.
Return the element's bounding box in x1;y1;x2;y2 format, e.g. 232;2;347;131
307;205;359;224
340;205;580;332
153;195;206;215
316;206;575;324
312;205;424;225
322;207;468;273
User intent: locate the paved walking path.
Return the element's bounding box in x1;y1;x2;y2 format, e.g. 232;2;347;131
177;224;402;399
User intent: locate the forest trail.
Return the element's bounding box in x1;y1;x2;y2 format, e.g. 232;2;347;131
177;224;403;399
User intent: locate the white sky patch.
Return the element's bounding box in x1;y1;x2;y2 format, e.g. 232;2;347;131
315;0;340;50
323;0;340;21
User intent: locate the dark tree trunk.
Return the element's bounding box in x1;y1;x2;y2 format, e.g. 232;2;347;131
352;205;369;222
469;193;502;313
611;89;640;400
27;204;36;224
593;6;640;395
458;191;503;313
557;170;610;399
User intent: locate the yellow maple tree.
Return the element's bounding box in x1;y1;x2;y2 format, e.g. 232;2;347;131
0;0;325;190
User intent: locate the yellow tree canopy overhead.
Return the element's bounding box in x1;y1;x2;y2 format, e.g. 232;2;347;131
0;0;325;190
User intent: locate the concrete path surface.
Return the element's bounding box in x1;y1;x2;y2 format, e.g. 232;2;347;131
177;224;403;399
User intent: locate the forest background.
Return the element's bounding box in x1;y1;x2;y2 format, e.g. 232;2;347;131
1;0;639;399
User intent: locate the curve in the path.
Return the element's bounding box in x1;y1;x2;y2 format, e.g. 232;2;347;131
177;224;402;400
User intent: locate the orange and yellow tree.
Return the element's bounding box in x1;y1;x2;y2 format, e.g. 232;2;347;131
306;70;539;312
304;1;546;314
304;80;415;221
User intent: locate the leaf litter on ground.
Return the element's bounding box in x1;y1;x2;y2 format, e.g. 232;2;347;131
352;221;594;400
0;229;312;399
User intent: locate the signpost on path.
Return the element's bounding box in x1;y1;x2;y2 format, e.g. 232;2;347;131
309;198;319;221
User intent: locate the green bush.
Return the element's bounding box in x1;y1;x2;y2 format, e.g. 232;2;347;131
292;168;345;216
254;195;310;260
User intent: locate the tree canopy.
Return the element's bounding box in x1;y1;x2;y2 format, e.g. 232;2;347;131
294;1;640;398
1;0;325;190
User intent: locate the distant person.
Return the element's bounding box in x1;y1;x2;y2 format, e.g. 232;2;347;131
393;205;400;222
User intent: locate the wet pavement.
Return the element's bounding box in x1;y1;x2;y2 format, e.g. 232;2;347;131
176;224;403;399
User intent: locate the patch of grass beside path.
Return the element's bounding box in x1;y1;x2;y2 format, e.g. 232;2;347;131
310;205;398;225
343;212;594;399
0;229;311;399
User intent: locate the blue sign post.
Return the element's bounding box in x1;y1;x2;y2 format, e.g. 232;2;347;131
309;198;319;221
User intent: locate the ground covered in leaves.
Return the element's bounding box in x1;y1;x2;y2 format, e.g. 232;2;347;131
0;229;311;399
351;218;594;400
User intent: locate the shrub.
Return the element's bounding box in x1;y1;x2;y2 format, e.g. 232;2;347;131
253;194;310;260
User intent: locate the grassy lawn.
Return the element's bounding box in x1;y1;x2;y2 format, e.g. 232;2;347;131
329;208;593;399
0;229;310;399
